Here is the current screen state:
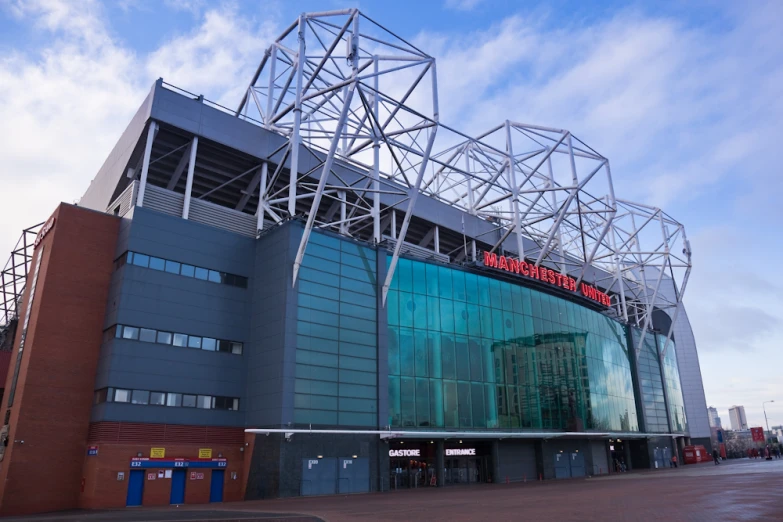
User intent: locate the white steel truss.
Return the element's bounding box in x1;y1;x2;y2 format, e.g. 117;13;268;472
229;9;692;338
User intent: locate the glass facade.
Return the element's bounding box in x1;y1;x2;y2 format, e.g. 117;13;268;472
294;231;378;427
632;328;669;433
660;337;687;433
387;256;639;432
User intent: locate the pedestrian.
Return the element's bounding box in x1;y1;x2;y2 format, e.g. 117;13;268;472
712;449;720;465
671;454;678;468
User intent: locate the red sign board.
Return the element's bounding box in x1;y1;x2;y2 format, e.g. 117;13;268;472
481;251;611;307
751;427;765;442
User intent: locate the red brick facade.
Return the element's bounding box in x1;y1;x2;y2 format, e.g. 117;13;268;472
80;438;245;508
0;204;120;516
0;204;251;514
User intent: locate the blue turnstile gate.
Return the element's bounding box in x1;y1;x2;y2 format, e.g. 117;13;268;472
209;470;225;502
126;470;144;506
170;469;186;504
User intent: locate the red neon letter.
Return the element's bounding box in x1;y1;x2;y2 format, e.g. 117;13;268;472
520;260;530;276
508;258;520;274
547;269;556;284
498;255;509;271
483;251;498;268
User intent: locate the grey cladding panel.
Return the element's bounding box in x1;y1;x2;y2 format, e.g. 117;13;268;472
497;441;537;482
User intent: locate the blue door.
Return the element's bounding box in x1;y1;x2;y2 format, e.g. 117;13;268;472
170;469;186;505
126;470;144;506
209;470;224;503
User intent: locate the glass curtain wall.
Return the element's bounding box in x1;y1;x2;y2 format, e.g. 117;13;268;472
387;256;639;432
632;328;669;433
295;231;378;426
659;335;687;433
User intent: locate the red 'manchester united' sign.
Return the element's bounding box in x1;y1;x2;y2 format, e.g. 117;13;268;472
481;251;611;307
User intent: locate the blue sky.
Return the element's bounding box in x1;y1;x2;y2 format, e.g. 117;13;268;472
1;0;782;429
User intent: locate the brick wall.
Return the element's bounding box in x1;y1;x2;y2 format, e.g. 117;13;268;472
0;204;120;516
80;441;245;509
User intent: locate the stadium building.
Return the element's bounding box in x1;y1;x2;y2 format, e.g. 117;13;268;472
0;9;710;515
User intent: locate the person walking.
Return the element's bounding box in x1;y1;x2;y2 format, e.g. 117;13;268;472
671;454;678;468
712;449;720;465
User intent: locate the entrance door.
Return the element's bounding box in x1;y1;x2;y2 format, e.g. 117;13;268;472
209;470;224;503
170;469;186;505
570;452;585;478
554;452;570;479
126;470;144;506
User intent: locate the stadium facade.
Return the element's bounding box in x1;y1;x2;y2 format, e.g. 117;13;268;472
0;9;710;515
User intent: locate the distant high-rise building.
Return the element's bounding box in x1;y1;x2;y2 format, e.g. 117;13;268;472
729;405;748;430
708;406;722;428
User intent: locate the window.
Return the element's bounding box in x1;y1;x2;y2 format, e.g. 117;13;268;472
121;326;139;340
114;389;131;403
214;396;239;411
149;257;165;271
95;388;239;412
131;390;150;405
132;253;149;268
139;328;156;343
117;251;249;289
110;325;243;356
165;260;181;274
150;392;166;406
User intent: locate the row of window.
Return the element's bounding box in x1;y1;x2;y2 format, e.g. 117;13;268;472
116;251;248;288
94;387;240;410
109;324;243;355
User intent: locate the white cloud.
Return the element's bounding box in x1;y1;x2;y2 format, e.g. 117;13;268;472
444;0;486;11
0;0;281;264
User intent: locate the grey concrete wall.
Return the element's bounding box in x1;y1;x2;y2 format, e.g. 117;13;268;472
496;441;537;482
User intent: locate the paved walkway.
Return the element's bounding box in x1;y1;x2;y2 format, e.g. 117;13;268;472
6;458;783;521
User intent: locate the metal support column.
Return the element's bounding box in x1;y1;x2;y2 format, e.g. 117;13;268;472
136;120;157;208
436;440;445;487
182;136;199;219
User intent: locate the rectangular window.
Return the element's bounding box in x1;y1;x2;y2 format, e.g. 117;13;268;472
132;253;150;268
208;270;221;283
182;394;197;408
195;267;209;280
166;393;182;407
197;395;212;409
201;337;216;351
121;326;139;340
156;331;172;344
164;260;181;274
230;342;243;355
213;396;238;410
139;328;157;343
173;333;188;347
149;392;166;406
131;390;150;405
114;389;131;403
187;336;202;349
148;257;165;271
180;264;196;278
